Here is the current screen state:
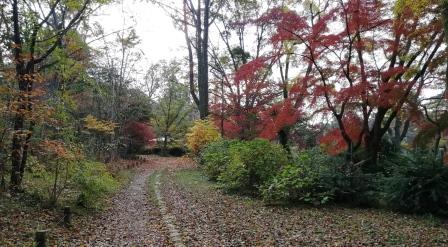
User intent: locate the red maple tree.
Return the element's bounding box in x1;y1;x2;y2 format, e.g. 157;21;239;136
210;54;302;142
124;122;156;151
211;56;278;140
261;0;445;163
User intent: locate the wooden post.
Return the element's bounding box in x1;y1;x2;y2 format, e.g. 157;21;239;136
0;159;5;192
63;206;71;227
35;230;48;247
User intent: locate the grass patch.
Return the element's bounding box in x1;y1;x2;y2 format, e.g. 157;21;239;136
146;171;159;205
115;169;134;188
173;169;216;191
171;168;259;207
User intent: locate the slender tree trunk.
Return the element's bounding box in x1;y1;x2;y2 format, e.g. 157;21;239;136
10;0;25;191
51;161;60;206
200;0;210;119
0;158;5;191
278;51;291;151
220;79;224;137
434;131;442;158
187;0;210;119
20;122;35;182
183;0;199;108
11;66;35;189
393;117;402;151
278;129;290;152
10;0;36;190
10;117;24;190
162;134;168;156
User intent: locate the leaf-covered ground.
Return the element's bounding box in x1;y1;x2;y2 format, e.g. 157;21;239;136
1;156;448;246
0;157;190;246
159;168;448;247
62;161;170;246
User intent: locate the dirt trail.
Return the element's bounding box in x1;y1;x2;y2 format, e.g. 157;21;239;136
66;156;192;246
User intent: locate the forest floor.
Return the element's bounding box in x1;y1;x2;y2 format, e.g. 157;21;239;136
1;156;448;246
157;167;448;246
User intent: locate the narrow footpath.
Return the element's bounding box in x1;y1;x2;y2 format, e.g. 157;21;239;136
65;157;188;246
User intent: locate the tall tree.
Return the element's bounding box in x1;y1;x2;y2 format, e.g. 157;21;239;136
263;0;446;168
182;0;226;119
2;0;108;190
209;0;304;148
152;0;224;119
151;61;193;155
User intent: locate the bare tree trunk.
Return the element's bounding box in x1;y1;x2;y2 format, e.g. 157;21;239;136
162;135;168;156
434;131;442;158
278;51;291;151
51;161;60;206
10;0;27;190
8;0;91;190
20;122;35;182
0;158;5;191
183;0;211;119
183;0;199;109
199;0;210;119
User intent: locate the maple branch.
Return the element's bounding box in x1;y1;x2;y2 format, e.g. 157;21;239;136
183;0;199;108
29;0;62;62
34;0;91;65
382;35;444;135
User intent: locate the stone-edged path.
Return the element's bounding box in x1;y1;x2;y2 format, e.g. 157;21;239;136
64;156;194;246
154;173;186;247
53;156;448;246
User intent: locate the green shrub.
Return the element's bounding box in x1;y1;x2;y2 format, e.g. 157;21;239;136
25;155;79;205
218;139;289;193
199;139;236;180
382;151;448;216
74;161;119;209
331;170;384;207
261;148;337;205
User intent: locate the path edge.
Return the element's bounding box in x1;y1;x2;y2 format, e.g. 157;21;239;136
154;173;186;247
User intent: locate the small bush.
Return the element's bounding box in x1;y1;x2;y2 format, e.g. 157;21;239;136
382;151;448;216
186;119;221;155
218;139;288;193
168;146;187;157
75;161;119;209
260;148;337;205
146;147;161;155
200;139;235;180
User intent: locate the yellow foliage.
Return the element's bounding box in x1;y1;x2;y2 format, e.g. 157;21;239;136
186;119;221;155
394;0;433;15
0;86;9;94
83;115;117;134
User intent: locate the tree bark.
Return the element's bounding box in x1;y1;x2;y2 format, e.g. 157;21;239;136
10;0;27;190
8;0;91;190
278;128;290;152
183;0;211;119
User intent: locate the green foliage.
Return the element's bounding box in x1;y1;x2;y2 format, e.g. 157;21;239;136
199;139;448;217
25;157;120;209
333;170;384;207
199;139;236;180
217;139;288;193
74;161;119;209
382;151;448;216
26;156;59;202
260;148;336;205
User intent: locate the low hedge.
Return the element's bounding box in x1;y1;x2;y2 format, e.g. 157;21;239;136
200;139;288;194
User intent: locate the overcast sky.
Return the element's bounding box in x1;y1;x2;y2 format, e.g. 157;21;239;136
90;0;185;69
